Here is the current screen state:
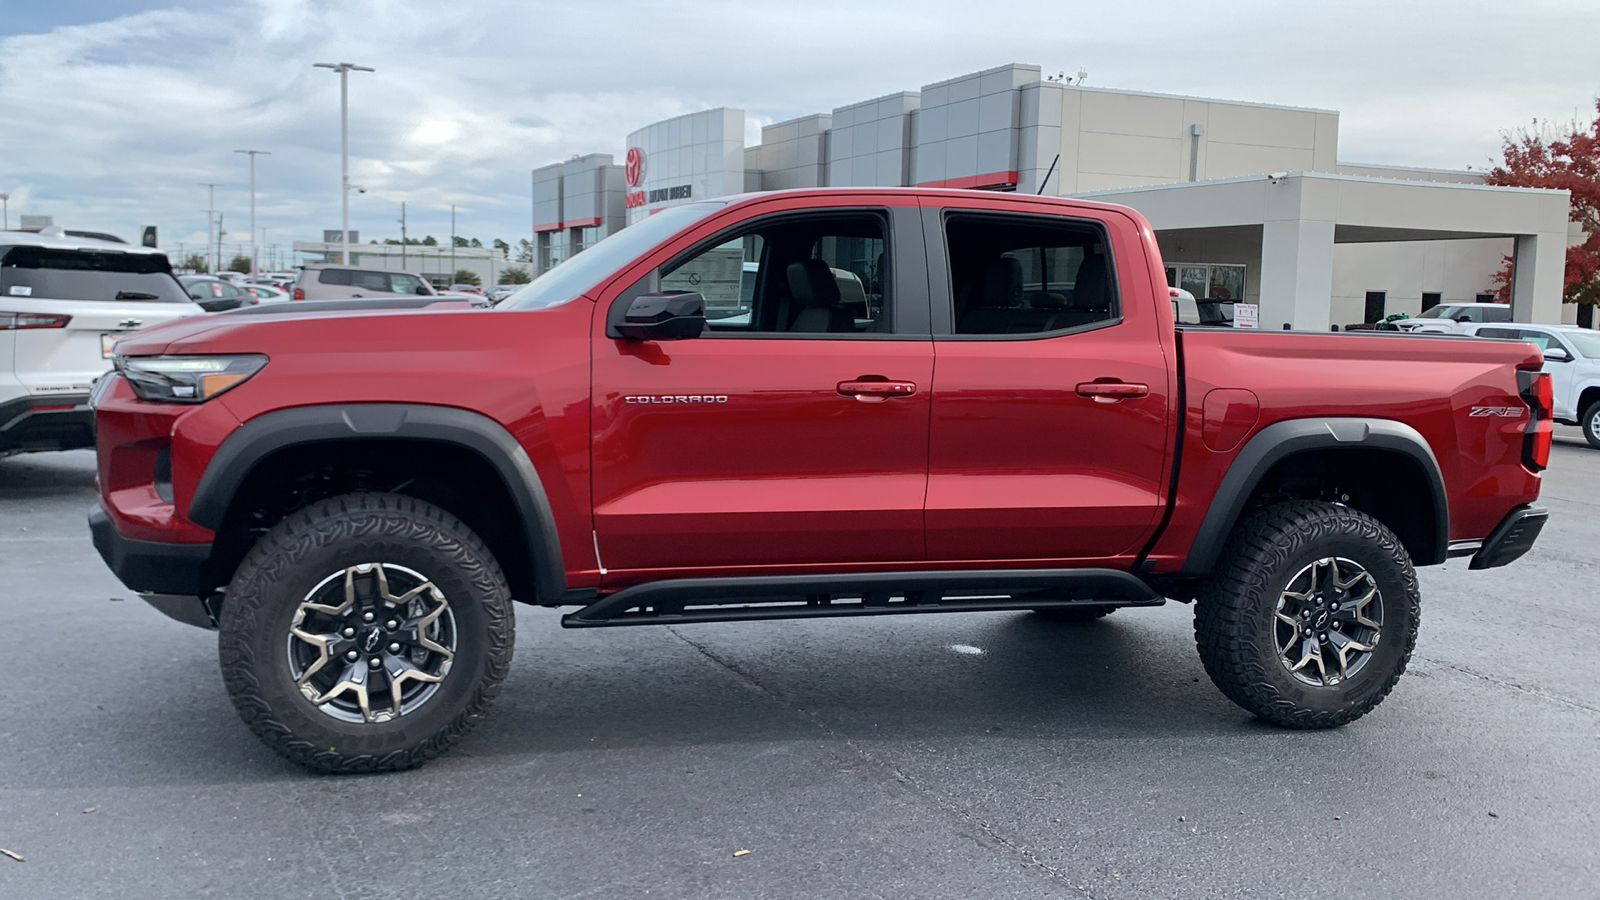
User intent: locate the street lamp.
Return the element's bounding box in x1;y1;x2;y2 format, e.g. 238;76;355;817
0;192;9;230
313;61;374;265
234;149;270;281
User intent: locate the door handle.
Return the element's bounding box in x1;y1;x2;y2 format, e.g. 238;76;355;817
1076;380;1149;403
838;379;917;403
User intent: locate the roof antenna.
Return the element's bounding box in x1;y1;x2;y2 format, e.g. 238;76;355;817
1037;154;1060;195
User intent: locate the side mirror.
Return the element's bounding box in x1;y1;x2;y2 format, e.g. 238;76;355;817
612;292;706;340
1455;315;1473;323
1544;346;1571;362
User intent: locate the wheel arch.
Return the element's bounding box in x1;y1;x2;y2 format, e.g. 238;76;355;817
1575;383;1600;423
188;403;566;605
1179;418;1449;575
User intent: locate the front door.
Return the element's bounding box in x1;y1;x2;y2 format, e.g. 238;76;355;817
591;203;933;577
924;203;1173;563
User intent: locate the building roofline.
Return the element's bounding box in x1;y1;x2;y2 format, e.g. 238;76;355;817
1072;171;1569;197
1337;160;1487;177
1047;82;1339;116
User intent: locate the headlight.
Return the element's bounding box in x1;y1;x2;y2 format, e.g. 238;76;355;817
114;354;268;403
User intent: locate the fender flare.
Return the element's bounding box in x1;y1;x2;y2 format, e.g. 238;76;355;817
188;403;566;604
1179;417;1449;575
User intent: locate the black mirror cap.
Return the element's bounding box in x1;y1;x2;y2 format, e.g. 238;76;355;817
613;292;707;340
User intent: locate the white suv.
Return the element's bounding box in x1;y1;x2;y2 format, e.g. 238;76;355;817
1396;302;1513;334
1;230;204;454
1465;322;1600;447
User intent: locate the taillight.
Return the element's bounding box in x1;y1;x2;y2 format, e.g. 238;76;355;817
292;287;304;300
1517;370;1553;471
0;312;72;330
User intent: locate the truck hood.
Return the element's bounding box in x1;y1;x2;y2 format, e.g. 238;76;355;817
110;299;480;357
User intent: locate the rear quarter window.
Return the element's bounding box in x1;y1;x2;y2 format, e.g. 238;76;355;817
1;246;189;302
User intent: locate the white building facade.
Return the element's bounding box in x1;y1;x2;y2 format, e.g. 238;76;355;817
530;63;1572;327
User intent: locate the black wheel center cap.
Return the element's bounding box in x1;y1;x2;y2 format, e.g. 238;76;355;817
361;628;384;653
1314;611;1331;629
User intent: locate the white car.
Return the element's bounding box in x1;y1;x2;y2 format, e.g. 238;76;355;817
1396;302;1513;334
1464;322;1600;446
1;229;205;454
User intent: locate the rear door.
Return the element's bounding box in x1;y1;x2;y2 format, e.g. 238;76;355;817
1;245;202;397
590;199;934;577
922;200;1173;563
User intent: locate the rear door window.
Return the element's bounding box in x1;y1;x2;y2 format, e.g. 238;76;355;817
943;213;1118;336
1;246;189;302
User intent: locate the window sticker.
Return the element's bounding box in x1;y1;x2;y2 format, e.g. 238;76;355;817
9;285;33;296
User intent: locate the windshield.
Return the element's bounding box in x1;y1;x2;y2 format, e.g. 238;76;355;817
1414;306;1452;319
1564;332;1600;359
1;246;189;302
499;202;726;310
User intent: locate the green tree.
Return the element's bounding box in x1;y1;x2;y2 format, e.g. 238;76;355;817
468;237;483;249
181;252;208;274
492;238;511;257
452;235;470;248
452;268;481;286
421;235;438;246
498;266;531;285
515;238;534;263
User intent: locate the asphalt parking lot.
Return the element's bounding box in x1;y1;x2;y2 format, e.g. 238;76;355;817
2;434;1597;899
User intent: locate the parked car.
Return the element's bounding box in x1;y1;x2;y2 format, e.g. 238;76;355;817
291;264;438;301
0;229;203;454
241;283;289;303
1395;302;1513;334
448;283;486;296
1465;322;1600;446
92;188;1549;773
178;275;255;312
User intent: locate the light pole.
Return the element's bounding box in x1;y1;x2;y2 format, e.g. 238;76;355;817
198;183;223;273
0;192;9;230
233;150;270;281
314;62;374;265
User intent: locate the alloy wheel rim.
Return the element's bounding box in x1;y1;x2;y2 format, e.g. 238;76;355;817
1273;556;1382;686
285;563;456;724
1590;409;1600;437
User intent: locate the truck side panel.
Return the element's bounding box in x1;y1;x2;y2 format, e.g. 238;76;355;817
1146;329;1544;571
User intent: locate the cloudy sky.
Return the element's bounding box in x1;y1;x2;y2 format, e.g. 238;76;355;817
1;0;1596;262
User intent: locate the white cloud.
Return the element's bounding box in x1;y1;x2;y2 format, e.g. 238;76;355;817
0;0;1596;255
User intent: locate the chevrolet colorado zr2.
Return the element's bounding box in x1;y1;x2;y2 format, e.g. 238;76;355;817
88;188;1551;773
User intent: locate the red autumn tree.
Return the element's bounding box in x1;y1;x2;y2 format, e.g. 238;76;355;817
1485;100;1600;306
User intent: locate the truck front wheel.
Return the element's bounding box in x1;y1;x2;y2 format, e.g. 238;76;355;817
218;493;514;773
1582;400;1600;449
1194;501;1419;728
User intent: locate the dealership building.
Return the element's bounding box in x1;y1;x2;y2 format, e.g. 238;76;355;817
530;63;1573;328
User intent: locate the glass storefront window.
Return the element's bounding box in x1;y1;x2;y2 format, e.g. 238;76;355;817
1164;263;1247;300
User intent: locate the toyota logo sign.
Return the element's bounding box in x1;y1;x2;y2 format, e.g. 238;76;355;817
625;147;644;188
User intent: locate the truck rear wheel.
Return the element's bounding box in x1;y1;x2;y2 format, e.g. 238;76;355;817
1194;501;1419;729
218;493;513;773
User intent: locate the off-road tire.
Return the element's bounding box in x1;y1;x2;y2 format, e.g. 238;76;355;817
1582;400;1600;449
1031;605;1118;622
1194;501;1419;728
219;492;514;773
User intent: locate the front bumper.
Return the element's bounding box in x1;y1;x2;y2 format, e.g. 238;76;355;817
88;501;211;595
0;393;93;452
1469;504;1548;570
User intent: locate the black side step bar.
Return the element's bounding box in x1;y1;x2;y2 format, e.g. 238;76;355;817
561;568;1163;628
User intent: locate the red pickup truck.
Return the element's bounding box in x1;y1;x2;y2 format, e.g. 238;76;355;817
89;188;1550;773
